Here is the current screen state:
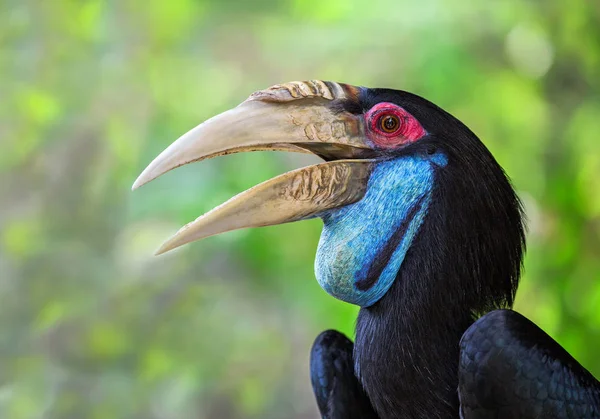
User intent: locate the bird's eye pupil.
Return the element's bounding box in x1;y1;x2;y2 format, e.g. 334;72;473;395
380;115;400;133
426;145;437;155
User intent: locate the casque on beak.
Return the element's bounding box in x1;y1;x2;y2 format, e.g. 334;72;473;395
132;81;376;255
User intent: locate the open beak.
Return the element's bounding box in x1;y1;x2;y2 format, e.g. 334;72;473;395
132;81;375;255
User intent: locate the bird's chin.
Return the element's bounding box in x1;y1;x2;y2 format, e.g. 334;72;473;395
132;81;378;254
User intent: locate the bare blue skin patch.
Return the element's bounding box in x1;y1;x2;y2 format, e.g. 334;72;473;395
314;152;447;307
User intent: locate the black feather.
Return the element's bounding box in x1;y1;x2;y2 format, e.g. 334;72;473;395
310;330;379;419
353;88;525;418
313;88;597;419
459;309;600;418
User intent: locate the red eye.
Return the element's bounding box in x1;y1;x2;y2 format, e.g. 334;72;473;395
366;102;426;148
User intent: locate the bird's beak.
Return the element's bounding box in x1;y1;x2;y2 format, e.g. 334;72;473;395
133;81;375;255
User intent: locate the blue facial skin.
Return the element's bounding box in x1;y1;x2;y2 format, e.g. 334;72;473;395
314;151;448;307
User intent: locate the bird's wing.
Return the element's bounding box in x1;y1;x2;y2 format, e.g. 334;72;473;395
310;330;379;419
458;309;600;419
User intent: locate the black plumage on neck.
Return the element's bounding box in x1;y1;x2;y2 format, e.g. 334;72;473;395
352;95;526;418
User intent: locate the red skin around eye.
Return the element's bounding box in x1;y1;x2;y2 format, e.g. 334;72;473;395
365;102;427;148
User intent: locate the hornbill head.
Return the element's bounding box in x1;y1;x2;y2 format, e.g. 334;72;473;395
133;81;525;310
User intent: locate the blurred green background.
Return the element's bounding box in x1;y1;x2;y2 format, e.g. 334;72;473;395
1;0;599;418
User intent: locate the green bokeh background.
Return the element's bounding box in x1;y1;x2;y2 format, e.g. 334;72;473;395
2;1;599;418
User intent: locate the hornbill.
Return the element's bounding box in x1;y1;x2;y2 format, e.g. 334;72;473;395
133;81;600;418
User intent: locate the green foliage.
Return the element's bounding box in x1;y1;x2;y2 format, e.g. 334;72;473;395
1;0;599;417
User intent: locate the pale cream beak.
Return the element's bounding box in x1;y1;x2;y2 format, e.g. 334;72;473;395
132;81;376;255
